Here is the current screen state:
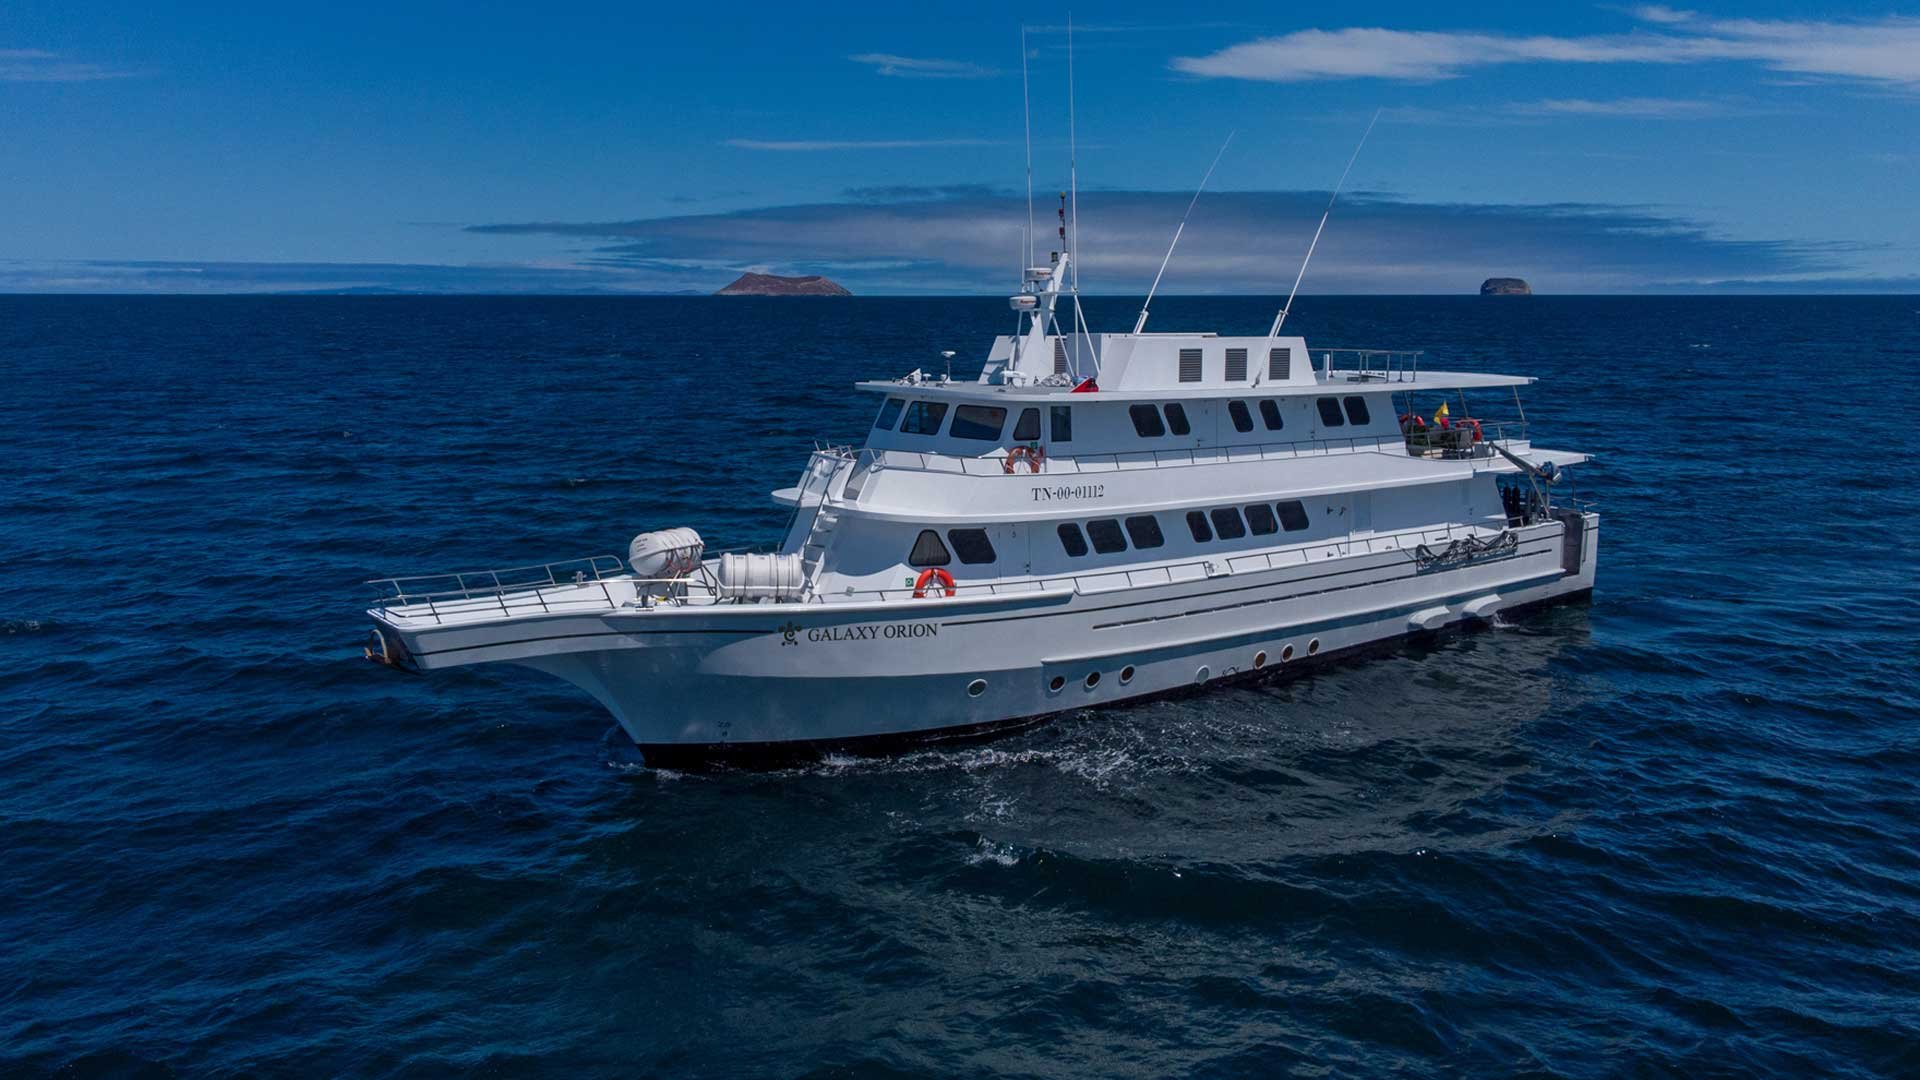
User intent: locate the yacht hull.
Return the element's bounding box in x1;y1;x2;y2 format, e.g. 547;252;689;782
373;514;1598;764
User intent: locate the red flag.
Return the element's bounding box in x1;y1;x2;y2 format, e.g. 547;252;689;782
1070;378;1099;393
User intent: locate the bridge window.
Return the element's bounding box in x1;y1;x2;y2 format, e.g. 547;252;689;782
1209;507;1247;540
1228;400;1254;433
1164;403;1191;436
908;529;950;566
874;397;905;431
1315;397;1345;427
1259;399;1283;430
1050;405;1073;442
900;401;949;436
1277;500;1310;532
1225;348;1248;382
1244;503;1278;536
1056;522;1088;557
1343;396;1371;425
1013;407;1041;441
949;404;1008;441
1129;404;1166;438
947;528;997;564
1178;348;1202;382
1125;515;1164;549
1186;510;1213;542
1086;518;1127;554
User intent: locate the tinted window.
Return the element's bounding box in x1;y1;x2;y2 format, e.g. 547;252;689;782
949;405;1007;441
1013;407;1041;441
1186;510;1213;542
1056;522;1088;557
1259;400;1284;430
1209;507;1247;540
1277;500;1310;532
1228;400;1254;433
1129;404;1166;438
901;401;949;435
1124;515;1164;549
1316;397;1345;427
1050;405;1072;442
1086;518;1127;554
874;397;905;430
1164;403;1191;436
908;529;950;566
1343;396;1371;425
1244;503;1278;535
947;528;997;564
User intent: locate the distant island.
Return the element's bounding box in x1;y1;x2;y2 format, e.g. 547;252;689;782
716;272;851;297
1480;277;1532;296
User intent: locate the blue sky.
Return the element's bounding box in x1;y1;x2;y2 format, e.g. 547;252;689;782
2;1;1915;293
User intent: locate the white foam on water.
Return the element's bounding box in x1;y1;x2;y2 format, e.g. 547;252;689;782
966;837;1023;867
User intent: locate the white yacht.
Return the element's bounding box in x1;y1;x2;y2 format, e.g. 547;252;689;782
363;240;1598;765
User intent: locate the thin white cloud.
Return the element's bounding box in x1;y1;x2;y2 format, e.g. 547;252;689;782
1512;96;1724;117
0;48;138;83
724;138;997;151
1631;6;1697;25
849;53;998;79
1170;15;1920;87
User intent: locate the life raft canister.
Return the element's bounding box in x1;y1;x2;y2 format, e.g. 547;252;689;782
1003;444;1045;474
913;567;957;598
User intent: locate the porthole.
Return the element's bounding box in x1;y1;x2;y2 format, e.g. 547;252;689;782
1195;665;1210;684
1085;671;1101;689
1253;651;1267;669
1049;675;1066;693
1119;665;1136;685
967;678;988;698
1308;638;1321;655
1281;644;1295;662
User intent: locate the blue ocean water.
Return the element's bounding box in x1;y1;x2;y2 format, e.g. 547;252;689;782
4;294;1918;1077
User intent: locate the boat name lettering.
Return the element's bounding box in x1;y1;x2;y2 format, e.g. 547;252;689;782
801;622;941;643
1031;483;1106;502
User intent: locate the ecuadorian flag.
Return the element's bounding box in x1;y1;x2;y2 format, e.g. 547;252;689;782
1433;401;1450;428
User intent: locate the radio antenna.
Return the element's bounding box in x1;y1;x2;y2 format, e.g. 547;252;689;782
1066;13;1083;379
1021;26;1035;271
1268;108;1379;340
1134;129;1234;335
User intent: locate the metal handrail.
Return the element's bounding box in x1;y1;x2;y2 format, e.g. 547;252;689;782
835;435;1412;484
369;554;627;604
1317;347;1423;383
814;516;1539;605
370;512;1551;625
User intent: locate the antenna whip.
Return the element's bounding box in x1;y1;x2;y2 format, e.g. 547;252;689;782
1134;130;1235;335
1021;26;1035;271
1269;108;1380;339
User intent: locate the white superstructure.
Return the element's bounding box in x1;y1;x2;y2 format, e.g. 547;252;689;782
363;240;1598;764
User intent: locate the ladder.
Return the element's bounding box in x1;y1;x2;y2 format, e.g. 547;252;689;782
784;448;851;599
799;501;841;597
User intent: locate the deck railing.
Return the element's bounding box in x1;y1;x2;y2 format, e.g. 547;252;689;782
1318;348;1424;383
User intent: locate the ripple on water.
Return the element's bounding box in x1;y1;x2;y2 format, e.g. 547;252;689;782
3;295;1918;1078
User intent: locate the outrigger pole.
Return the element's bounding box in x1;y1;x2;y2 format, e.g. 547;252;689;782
1134;130;1235;335
1255;109;1380;386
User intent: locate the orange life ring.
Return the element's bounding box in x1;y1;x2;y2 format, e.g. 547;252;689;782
1458;418;1484;442
1398;412;1427;431
1002;444;1045;474
913;567;957;598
